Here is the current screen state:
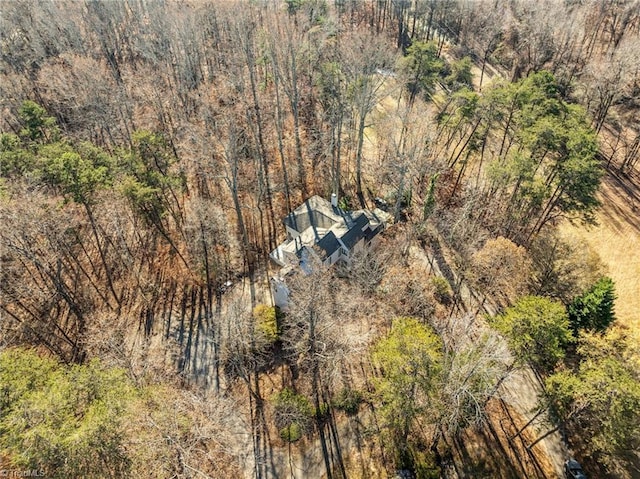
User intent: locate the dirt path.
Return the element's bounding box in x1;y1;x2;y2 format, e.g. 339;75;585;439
262;413;385;479
500;368;567;475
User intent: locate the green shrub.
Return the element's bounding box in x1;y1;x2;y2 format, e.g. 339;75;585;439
273;388;312;417
273;388;313;439
253;304;280;343
411;447;441;479
338;195;352;210
279;423;303;442
333;388;362;415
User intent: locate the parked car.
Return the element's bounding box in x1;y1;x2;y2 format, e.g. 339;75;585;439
564;458;587;479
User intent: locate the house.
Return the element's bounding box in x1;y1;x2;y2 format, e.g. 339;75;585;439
270;194;391;268
269;194;391;308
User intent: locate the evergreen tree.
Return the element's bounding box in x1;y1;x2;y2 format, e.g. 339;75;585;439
18;100;59;144
400;41;444;103
568;277;616;332
0;348;134;478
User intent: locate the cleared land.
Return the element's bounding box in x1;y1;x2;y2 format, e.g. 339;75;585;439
561;166;640;337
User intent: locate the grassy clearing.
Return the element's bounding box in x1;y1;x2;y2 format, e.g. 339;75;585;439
560;169;640;338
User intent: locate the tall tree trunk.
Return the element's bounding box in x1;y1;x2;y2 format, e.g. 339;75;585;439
84;203;121;312
272;55;293;212
243;33;277;251
355;111;367;208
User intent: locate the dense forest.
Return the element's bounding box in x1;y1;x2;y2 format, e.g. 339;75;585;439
1;1;639;478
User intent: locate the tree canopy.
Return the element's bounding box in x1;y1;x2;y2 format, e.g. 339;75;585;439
400;41;444;102
372;317;443;465
0;1;636;477
0;348;134;478
490;295;573;372
544;330;640;474
0;348;243;478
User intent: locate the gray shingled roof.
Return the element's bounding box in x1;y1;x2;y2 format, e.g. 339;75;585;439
316;230;340;257
365;223;384;241
270;196;391;267
283;197;340;234
339;213;369;249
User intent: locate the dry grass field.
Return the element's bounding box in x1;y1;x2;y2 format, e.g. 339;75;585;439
561;167;640;338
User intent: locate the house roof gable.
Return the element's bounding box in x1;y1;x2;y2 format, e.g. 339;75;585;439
316;230;340;257
283;196;342;235
338;213;370;249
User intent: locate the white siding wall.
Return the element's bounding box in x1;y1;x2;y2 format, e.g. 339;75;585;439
271;278;290;309
286;226;300;239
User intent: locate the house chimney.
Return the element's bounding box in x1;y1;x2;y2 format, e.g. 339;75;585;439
331;193;338;208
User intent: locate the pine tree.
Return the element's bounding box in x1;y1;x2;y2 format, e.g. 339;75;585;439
568;277;616;332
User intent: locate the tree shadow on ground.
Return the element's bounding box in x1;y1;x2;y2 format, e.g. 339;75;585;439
444;399;557;479
597;166;640;235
